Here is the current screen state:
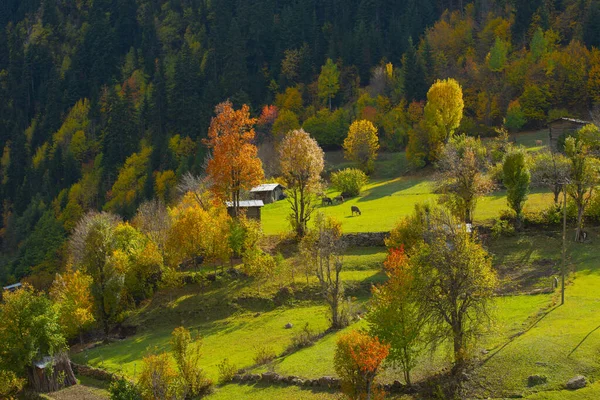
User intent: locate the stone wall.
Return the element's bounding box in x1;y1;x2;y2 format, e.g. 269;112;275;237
341;232;388;247
71;362;116;382
231;371;412;394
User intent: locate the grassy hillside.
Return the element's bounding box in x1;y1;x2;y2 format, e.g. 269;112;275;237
68;130;600;399
261;130;552;235
71;225;600;399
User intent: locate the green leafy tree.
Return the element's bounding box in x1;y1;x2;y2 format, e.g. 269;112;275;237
300;214;345;329
503;148;530;223
565;125;600;241
318;58;340;110
367;247;424;385
0;285;66;381
411;208;497;368
437;135;492;224
70;212;123;337
487;37;508;72
504;100;527;133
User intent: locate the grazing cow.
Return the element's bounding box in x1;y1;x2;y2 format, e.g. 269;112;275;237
322;197;333;206
334;195;344;204
351;205;361;216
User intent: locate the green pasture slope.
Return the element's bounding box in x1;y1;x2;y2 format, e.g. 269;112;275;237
71;130;600;399
261;130;552;235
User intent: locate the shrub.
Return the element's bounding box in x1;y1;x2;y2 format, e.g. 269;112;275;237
138;353;181;400
217;358;238;385
334;330;389;400
170;327;213;398
109;376;141;400
288;323;318;352
491;219;515;238
0;370;25;400
253;345;276;365
331;168;368;197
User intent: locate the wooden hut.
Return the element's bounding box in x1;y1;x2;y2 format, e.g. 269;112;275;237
250;183;285;204
28;353;77;393
548;117;592;152
226;200;264;220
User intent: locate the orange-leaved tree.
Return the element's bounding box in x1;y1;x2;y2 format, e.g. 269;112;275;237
205;101;264;217
334;330;390;400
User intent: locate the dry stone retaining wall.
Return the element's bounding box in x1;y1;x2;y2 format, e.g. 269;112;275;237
341;232;388;247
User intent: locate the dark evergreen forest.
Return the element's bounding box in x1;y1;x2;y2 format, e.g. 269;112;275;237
2;0;600;286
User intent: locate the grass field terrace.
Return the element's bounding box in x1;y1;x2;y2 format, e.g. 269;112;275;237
63;130;600;400
261;130;553;235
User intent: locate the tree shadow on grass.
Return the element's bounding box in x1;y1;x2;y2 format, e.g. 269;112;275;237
568;324;600;357
356;177;425;203
482;304;559;365
227;381;338;396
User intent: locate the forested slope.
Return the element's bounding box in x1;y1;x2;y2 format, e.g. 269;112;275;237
2;0;600;285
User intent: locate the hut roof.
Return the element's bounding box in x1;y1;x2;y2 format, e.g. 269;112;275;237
3;282;22;291
547;117;592;126
225;200;265;208
250;183;284;193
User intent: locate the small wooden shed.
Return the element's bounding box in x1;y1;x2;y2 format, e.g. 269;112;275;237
226;200;264;220
548;117;592;152
250;183;285;204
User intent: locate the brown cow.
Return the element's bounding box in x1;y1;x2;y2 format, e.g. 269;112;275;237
334;195;344;204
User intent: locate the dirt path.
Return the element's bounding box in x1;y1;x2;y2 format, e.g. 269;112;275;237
46;384;109;400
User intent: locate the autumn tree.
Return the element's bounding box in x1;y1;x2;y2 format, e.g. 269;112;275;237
334;330;389;400
411;208;497;368
424;78;464;161
167;193;231;271
104;146;152;217
300;214;346;329
133;199;172;255
205;102;264;217
503;148;530;224
318;58;340;110
70;211;123;337
50;269;95;343
437;135;492;224
565;125;600;241
278;129;325;237
272;109;300;139
367;247;424;385
343;120;380;174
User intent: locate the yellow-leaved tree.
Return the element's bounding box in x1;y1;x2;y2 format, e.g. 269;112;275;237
50;269;95;343
424;78;464;161
167;192;231;271
343;120;380;174
278;129;324;237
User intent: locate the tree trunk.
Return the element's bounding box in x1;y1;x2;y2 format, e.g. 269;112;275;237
27;353;77;393
576;205;584;242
